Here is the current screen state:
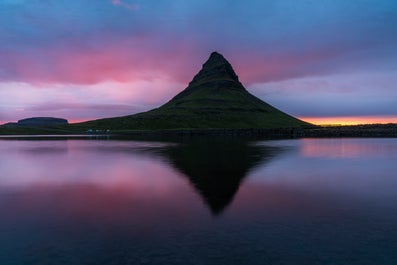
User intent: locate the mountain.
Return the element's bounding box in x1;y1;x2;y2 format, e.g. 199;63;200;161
74;52;309;130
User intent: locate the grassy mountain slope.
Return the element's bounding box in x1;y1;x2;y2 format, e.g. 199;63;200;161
71;52;310;131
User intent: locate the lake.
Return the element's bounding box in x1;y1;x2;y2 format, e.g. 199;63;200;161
0;137;397;265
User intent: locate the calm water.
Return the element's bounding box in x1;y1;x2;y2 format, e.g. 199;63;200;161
1;137;397;265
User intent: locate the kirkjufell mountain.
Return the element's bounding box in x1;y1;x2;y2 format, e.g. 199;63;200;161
76;52;309;130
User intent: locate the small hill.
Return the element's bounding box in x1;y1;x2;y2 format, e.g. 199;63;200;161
0;117;70;135
73;52;310;130
18;117;68;127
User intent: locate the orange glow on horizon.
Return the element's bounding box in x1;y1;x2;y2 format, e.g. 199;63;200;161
300;116;397;126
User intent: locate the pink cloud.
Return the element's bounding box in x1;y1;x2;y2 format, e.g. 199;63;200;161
2;36;200;85
0;26;380;88
233;46;353;84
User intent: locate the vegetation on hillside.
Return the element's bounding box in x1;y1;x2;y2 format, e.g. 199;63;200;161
70;52;310;131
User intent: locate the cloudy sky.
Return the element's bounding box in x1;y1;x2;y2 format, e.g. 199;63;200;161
1;0;396;125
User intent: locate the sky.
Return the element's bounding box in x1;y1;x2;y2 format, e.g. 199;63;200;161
0;0;396;125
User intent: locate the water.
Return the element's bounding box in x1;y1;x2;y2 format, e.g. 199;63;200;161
0;137;397;265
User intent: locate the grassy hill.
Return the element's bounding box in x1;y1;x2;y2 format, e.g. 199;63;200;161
70;52;310;131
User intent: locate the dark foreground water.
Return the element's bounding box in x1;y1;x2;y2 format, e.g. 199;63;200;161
0;137;397;265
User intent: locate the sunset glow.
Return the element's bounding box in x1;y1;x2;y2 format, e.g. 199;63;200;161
300;116;397;126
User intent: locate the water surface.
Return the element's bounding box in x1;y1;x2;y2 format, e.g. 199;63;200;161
0;137;397;264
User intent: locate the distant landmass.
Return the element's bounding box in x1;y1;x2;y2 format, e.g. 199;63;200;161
72;52;309;130
0;117;69;135
17;117;68;127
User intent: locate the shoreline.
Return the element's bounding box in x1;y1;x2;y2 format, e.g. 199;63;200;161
1;124;397;139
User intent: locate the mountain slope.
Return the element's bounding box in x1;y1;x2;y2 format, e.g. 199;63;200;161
74;52;309;130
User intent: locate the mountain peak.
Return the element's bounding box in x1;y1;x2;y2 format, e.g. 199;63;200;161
206;51;229;65
189;51;241;86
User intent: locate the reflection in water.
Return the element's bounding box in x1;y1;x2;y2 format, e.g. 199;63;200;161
142;138;283;215
1;137;397;264
300;138;397;158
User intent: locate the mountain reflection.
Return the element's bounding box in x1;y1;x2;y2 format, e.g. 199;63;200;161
141;137;283;215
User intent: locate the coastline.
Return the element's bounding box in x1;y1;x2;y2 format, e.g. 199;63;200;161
1;124;397;138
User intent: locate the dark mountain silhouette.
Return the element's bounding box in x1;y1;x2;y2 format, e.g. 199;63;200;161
140;137;283;215
74;52;309;130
